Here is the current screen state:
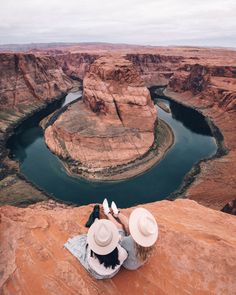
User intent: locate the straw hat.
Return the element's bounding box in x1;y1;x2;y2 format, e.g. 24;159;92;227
129;208;158;247
87;219;119;255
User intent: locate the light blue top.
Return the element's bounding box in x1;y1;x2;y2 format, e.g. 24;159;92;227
65;234;128;280
119;231;145;270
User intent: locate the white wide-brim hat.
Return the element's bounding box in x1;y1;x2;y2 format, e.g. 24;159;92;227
87;219;119;255
129;208;158;247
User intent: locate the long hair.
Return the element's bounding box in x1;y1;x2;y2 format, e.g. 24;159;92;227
91;247;120;269
134;241;155;263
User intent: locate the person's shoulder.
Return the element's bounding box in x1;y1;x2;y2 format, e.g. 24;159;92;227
122;235;132;241
120;235;132;247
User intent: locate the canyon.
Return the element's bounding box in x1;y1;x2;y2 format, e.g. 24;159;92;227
0;45;235;209
0;43;235;294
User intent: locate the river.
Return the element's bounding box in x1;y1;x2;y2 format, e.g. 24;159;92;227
7;90;217;207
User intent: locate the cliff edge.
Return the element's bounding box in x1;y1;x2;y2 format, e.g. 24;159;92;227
0;199;235;295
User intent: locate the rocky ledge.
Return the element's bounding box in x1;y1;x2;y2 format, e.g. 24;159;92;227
1;199;236;295
44;55;172;180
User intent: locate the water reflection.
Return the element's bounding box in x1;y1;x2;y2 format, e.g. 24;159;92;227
169;100;212;136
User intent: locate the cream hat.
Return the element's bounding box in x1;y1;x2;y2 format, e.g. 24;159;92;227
129;208;158;247
87;219;119;255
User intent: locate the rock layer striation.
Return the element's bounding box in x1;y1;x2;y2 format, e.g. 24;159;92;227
0;53;74;108
165;61;236;210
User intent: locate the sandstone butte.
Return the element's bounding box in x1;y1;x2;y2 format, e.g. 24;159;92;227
1;199;236;295
0;45;236;294
44;55;157;172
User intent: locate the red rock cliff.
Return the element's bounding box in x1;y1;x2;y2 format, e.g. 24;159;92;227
54;52;99;80
0;53;74;109
126;53;183;86
166;58;236;210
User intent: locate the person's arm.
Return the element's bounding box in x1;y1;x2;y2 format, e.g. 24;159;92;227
117;212;130;234
106;213;123;230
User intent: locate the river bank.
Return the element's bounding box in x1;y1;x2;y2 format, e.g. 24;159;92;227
163;88;234;210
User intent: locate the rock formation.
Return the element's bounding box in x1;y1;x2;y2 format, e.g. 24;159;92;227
1;199;236;295
0;53;74;109
0;52;75;205
54;52;99;80
165;60;236;210
126;53;183;86
44;55;158;176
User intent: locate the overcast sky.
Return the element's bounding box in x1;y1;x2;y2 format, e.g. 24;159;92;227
0;0;235;47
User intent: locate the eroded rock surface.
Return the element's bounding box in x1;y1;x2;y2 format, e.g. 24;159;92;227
0;53;74;108
165;61;236;210
1;199;236;295
0;52;76;205
45;55;157;171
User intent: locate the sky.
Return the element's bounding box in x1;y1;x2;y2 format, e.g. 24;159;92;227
0;0;236;47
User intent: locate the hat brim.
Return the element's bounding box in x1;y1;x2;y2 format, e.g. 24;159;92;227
129;208;158;247
87;220;119;255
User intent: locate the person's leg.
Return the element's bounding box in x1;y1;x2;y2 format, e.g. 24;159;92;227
102;199;128;232
106;213;123;230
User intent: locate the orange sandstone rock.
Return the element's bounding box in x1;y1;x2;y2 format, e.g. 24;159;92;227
0;53;74;109
165;61;236;210
45;55;157;169
0;199;236;295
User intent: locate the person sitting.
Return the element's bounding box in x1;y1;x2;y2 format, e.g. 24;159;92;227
64;207;128;279
102;199;158;270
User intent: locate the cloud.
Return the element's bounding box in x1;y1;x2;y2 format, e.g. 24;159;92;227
0;0;235;47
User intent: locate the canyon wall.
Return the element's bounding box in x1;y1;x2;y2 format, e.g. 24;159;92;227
0;53;75;205
0;199;235;295
0;53;74;109
54;52;99;80
165;61;236;210
126;53;183;86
